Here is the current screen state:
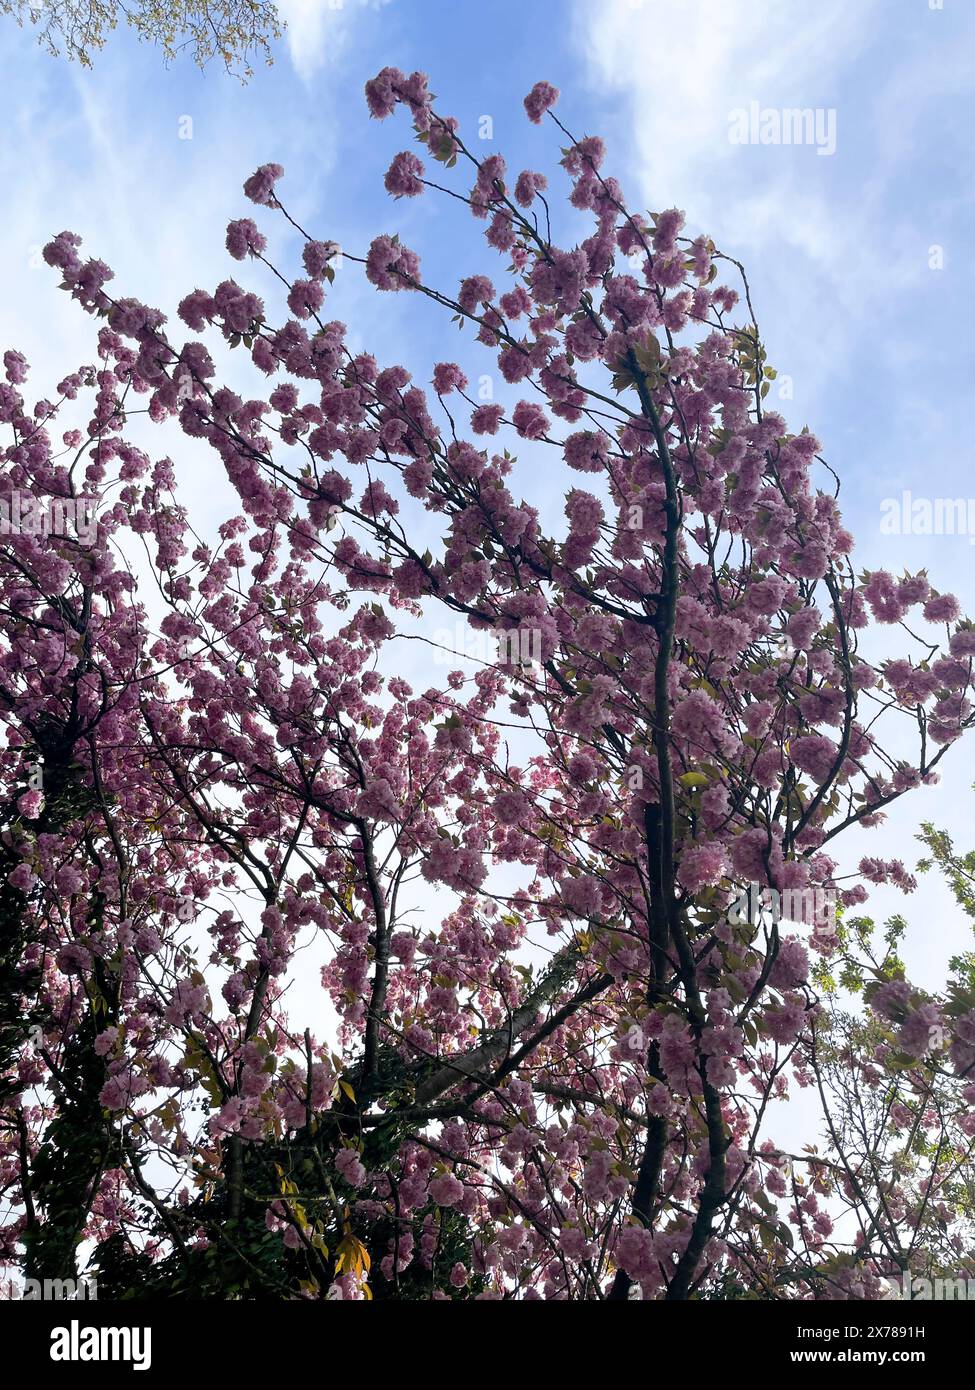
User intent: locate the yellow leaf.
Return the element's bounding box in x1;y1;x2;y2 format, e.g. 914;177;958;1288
335;1234;370;1280
679;772;709;789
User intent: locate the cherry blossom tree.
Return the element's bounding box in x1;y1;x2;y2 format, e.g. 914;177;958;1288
2;69;974;1300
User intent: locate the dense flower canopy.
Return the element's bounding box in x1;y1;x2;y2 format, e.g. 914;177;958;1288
1;69;973;1301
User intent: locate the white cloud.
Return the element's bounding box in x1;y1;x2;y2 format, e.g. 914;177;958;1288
569;0;886;406
573;0;873;219
276;0;392;83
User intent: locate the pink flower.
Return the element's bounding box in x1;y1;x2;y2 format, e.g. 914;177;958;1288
358;777;399;822
924;593;961;623
178;288;215;331
99;1075;132;1111
458;275;495;314
429;1172;464;1207
898;1003;943;1057
243;162;284;206
225;218;267;261
365;65;407;120
790;734;839;784
659;1015;697;1086
677;841;728;894
420;839;486;892
514;170;547;207
385;150;425;198
564;430;610;473
287;279;325;320
670;689;737;758
871;978;913;1021
390;931;416;964
3;350;28;385
652;208;686;254
335;1147;367;1188
16;790;43;819
210;1098;243;1137
524;81;559;124
94;1028;119;1056
55;865;86;895
949;629;975;658
303;240;339;279
471;404;504;434
898;574;929;606
512;400;549;440
568;751;597;783
495;789;529;825
862;571;906;624
9;862;35;892
768;937;809;991
565;489;604;535
729;828;777;883
57;941;92;975
432;362;468;395
366;235;420;292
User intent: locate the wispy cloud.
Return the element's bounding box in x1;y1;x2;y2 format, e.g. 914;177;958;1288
276;0;392;83
570;0;885;403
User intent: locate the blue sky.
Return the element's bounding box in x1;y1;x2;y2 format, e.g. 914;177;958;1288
2;0;975;1007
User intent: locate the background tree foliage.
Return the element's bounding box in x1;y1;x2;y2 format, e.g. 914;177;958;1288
0;0;281;78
